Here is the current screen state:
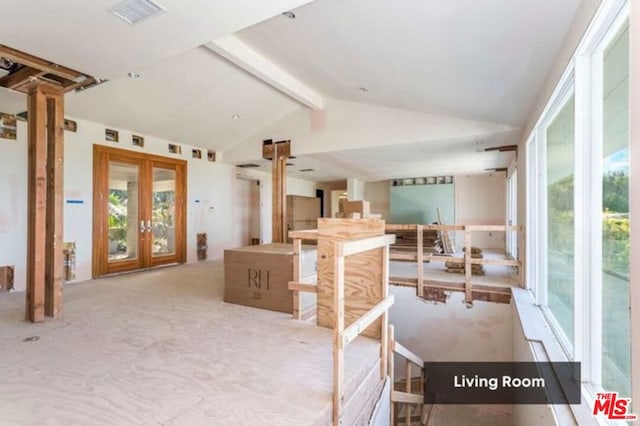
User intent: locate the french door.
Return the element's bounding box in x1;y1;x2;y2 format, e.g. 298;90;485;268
92;145;186;277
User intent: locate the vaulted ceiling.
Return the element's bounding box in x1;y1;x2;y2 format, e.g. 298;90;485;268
0;0;583;181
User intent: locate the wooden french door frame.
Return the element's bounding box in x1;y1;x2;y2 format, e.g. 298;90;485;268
92;145;187;277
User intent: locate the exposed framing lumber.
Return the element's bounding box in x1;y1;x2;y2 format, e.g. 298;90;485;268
380;243;389;379
24;84;67;322
264;140;290;243
388;276;512;304
327;228;395;425
291;238;302;320
0;45;96;94
339;234;396;257
288;281;317;293
332;243;345;426
25;87;47;322
44;94;64;318
464;230;472;304
341;295;394;347
288;229;318;240
393;341;424;368
0;45;83;81
0;66;45;90
391;391;423;405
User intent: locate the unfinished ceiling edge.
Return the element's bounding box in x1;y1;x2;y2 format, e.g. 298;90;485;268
205;36;325;110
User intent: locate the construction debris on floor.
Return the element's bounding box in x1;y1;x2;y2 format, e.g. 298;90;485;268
445;246;485;275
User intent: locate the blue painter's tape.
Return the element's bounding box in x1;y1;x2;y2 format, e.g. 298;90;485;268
66;200;84;204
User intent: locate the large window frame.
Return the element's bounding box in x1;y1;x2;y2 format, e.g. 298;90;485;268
526;0;631;411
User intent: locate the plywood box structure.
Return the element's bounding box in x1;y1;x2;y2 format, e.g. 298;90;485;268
316;218;385;338
286;194;321;234
224;243;317;314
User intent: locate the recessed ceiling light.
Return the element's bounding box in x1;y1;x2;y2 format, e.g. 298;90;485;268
358;87;369;92
282;11;296;19
232;114;240;120
128;72;140;79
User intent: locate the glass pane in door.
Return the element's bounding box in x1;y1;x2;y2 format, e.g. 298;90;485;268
152;167;176;257
108;161;139;261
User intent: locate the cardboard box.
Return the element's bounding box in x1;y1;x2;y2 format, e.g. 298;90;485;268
224;243;317;313
339;199;371;216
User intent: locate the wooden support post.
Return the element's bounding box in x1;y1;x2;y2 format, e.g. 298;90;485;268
45;94;64;318
26;86;65;322
416;224;424;298
26;86;48;323
333;242;345;426
264;140;290;243
380;244;389;379
292;238;302;320
464;229;472;305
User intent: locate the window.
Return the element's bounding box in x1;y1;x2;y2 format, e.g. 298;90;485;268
600;23;630;398
526;0;631;404
545;94;575;345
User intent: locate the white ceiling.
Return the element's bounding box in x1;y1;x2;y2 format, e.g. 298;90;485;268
65;47;301;152
0;0;584;182
0;0;314;79
238;0;582;127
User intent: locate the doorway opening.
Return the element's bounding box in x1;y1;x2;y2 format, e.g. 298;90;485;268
92;146;187;277
235;176;261;246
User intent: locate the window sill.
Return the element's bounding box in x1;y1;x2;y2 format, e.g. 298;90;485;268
511;287;600;426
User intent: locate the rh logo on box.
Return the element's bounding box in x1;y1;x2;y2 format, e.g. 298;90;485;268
592;392;637;421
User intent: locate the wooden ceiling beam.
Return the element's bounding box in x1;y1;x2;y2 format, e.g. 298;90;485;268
0;66;45;90
0;44;85;82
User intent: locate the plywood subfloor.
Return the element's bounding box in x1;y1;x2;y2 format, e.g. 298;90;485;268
390;250;519;287
0;261;379;425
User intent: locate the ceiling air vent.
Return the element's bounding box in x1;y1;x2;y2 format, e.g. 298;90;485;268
236;163;261;169
109;0;166;24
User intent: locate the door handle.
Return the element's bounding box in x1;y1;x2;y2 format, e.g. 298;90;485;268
140;220;146;233
146;220;152;233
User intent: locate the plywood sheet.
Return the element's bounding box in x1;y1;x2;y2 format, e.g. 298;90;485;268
317;218;385;339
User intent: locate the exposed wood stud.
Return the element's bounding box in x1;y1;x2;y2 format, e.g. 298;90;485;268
0;66;45;90
380;243;390;379
388;324;395;425
292;238;302;320
266;140;290;243
332;242;345;426
44;94;64;318
25;87;47;322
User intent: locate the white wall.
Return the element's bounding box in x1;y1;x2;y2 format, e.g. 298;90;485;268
0;128;28;293
388;289;514;419
363;181;390;219
0;116;318;292
455;173;507;250
390;288;513;364
511;302;556;426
